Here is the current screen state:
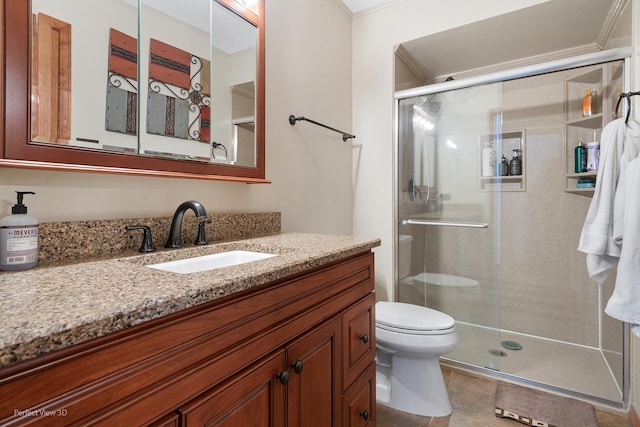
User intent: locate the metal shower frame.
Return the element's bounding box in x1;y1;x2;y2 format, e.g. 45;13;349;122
392;46;632;409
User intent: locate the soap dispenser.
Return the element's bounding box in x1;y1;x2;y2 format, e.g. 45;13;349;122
499;155;509;176
0;191;38;271
509;149;522;176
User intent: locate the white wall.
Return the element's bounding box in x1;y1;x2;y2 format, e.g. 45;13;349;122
351;0;552;301
0;0;353;238
253;0;354;234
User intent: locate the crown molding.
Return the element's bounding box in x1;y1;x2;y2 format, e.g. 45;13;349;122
395;44;430;84
596;0;630;49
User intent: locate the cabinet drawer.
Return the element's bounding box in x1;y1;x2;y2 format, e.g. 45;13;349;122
342;363;376;427
342;294;375;391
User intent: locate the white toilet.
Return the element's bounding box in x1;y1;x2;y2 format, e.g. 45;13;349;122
375;301;458;417
374;234;459;416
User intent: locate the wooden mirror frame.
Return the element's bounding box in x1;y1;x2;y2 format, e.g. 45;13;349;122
0;0;267;183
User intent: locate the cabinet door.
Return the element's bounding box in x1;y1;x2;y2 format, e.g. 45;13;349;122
179;350;286;426
342;294;376;391
342;363;376;427
286;316;342;427
148;413;179;427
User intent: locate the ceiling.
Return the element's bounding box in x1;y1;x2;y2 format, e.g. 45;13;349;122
341;0;631;83
340;0;393;14
123;0;256;54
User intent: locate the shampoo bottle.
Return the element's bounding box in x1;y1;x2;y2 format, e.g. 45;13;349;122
0;191;38;271
509;149;522;176
481;142;496;177
586;141;600;172
582;89;593;117
574;141;586;173
586;130;600;172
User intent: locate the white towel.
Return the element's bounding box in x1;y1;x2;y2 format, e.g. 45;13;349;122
578;118;640;336
613;120;640;244
577;119;629;283
606;156;640;336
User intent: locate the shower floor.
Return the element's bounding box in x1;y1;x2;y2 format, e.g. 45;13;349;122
444;322;624;405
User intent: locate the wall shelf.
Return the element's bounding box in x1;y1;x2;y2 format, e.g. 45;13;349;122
563;61;624;196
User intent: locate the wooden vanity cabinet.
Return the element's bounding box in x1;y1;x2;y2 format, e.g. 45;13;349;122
177;350;287;426
0;252;376;426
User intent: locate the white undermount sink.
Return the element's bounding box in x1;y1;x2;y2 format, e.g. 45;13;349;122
147;250;277;274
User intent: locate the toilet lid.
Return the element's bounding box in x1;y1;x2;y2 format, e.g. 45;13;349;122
376;301;455;332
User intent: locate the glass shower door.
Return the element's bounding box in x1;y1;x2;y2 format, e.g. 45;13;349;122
396;82;504;371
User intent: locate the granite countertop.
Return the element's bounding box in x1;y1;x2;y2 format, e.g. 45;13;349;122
0;233;380;368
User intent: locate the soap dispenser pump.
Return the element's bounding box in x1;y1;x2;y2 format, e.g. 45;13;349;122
0;191;39;271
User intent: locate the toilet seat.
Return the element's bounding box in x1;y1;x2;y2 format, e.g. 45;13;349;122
376;301;455;335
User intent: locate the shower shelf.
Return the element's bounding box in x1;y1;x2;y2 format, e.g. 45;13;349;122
565;171;597;195
479;175;525;192
478;130;525;192
563;61;624;197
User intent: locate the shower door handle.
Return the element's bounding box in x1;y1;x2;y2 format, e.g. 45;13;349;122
401;219;489;228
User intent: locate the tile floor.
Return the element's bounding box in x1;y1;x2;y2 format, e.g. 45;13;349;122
376;365;632;427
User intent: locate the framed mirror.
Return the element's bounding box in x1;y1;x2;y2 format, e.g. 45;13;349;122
2;0;266;182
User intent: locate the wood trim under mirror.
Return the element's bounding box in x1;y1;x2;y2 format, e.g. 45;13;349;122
1;0;268;183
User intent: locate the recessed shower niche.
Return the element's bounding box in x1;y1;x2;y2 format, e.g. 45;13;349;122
478;130;525;192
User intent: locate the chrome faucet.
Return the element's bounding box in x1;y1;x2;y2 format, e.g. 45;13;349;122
165;200;208;248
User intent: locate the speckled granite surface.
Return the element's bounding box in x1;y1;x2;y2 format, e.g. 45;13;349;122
0;233;380;368
38;212;281;264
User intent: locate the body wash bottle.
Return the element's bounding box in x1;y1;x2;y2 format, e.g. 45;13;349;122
574;141;586;173
582;89;593;117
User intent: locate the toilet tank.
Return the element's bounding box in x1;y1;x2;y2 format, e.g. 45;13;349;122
398;234;413;279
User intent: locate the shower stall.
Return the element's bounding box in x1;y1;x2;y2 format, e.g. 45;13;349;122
394;49;630;407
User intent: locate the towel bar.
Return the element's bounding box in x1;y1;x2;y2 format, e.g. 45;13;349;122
289;115;356;142
401;219;489;228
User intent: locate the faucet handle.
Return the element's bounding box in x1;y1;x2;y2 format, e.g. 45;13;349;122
126;225;157;253
195;219;211;246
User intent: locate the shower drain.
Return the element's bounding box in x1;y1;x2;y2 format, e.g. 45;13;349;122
488;349;507;357
501;340;523;351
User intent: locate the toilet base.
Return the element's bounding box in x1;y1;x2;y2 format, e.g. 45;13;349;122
376;354;452;417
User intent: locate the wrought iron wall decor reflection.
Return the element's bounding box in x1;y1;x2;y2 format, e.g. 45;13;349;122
147;38;211;143
105;30;212;145
106;28;138;136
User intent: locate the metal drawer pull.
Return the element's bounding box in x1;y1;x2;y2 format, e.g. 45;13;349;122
359;334;369;344
360;410;369;420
